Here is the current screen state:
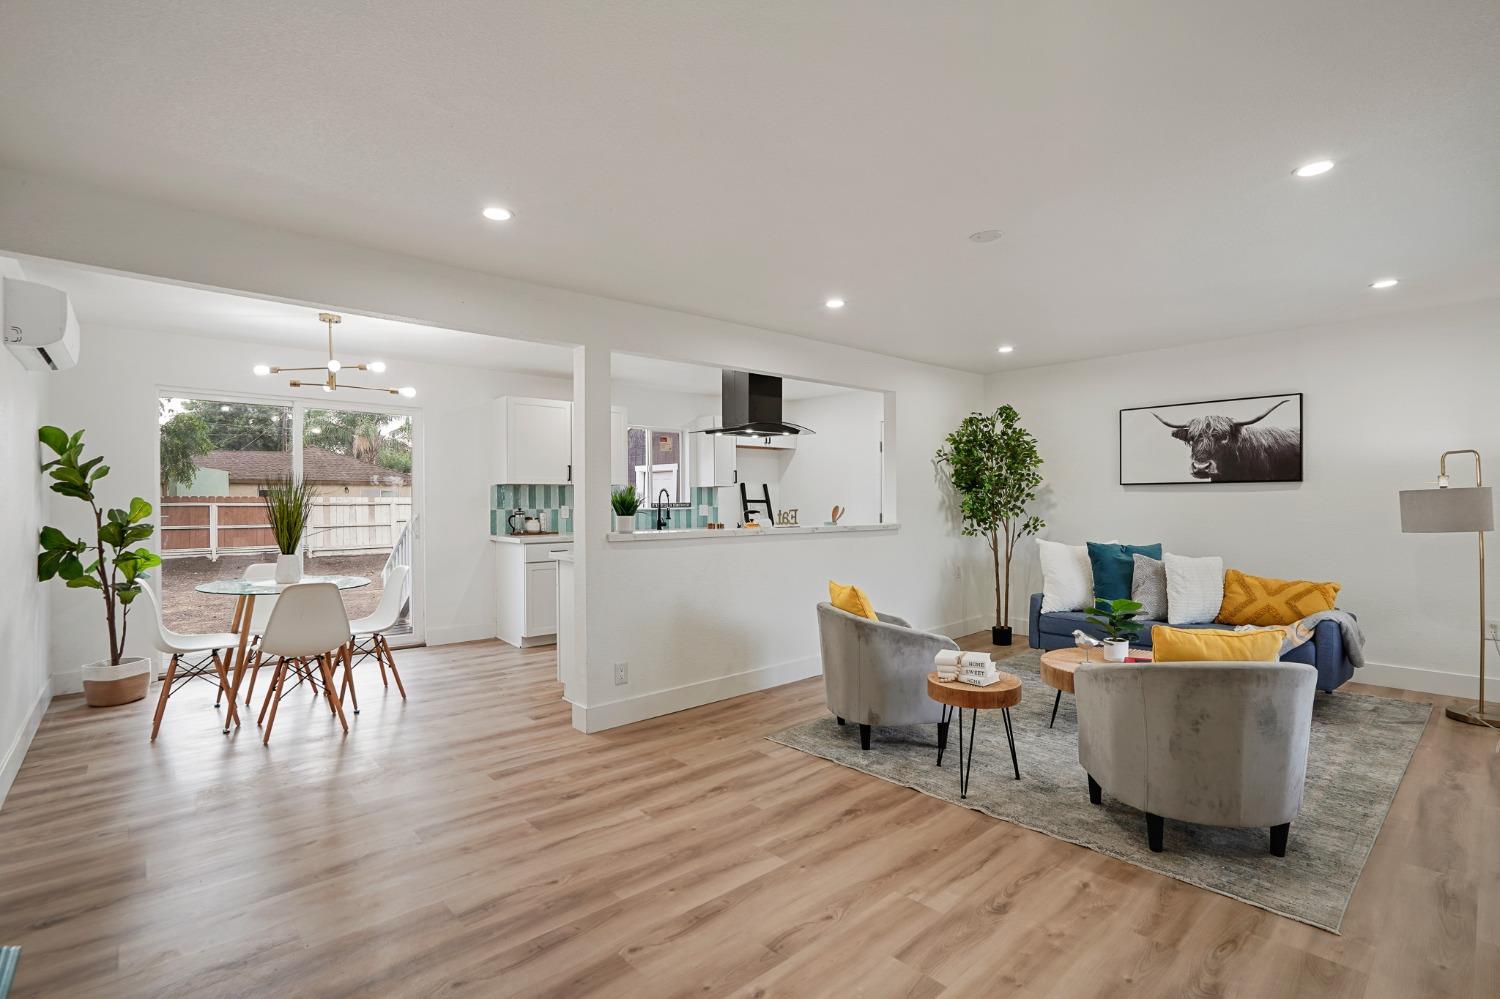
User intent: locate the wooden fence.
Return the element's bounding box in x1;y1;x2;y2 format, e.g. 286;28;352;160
160;496;412;559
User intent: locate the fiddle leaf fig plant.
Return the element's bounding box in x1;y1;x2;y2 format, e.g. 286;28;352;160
935;405;1045;634
1085;598;1144;643
36;427;161;667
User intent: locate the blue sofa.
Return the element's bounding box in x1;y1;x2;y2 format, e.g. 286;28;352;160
1028;593;1354;692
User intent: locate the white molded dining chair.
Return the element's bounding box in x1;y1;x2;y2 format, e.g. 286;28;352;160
255;582;353;745
340;565;410;713
239;562;280;706
140;586;242;741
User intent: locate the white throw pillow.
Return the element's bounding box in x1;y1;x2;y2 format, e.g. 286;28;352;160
1164;553;1225;625
1038;539;1095;613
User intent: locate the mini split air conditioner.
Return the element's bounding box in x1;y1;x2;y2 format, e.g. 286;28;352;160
3;276;80;371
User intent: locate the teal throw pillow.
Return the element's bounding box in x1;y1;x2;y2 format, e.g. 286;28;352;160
1087;541;1164;602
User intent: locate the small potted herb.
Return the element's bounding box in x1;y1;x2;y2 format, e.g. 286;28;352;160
261;476;315;582
611;485;641;534
1085;598;1143;662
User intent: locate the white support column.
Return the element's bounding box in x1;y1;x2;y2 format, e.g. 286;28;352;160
569;344;613;732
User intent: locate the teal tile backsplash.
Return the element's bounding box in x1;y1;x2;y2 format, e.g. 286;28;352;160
489;483;720;535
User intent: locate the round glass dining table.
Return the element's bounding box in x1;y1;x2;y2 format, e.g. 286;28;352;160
195;575;371;713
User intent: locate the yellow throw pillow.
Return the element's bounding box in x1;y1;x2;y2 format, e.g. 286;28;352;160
1151;625;1284;663
1217;569;1340;627
828;581;879;621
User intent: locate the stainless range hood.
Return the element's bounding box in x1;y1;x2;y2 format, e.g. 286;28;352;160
695;370;814;437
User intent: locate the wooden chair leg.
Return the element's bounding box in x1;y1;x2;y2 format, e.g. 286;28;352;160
317;653;350;733
258;658;285;728
150;655;179;742
371;637;390;688
380;636;407;699
244;646;264;706
262;659;290;745
212;651;241;732
340;644;359;714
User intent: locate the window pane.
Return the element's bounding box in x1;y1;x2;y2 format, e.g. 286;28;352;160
650;430;683;503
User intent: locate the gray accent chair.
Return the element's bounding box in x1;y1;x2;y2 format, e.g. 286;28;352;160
817;602;957;751
1075;660;1317;856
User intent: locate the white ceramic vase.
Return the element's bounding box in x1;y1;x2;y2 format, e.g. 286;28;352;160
80;656;151;707
274;551;303;583
1102;639;1130;662
615;515;636;534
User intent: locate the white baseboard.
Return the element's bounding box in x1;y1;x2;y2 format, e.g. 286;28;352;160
0;678;52;812
576;653;824;733
933;615;988;640
50;669;81;695
1354;659;1481;699
425;623;498;647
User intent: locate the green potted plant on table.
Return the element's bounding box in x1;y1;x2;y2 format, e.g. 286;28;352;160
935;404;1045;646
36;427;162;707
611;485;641;534
262;476;315;582
1085;598;1144;662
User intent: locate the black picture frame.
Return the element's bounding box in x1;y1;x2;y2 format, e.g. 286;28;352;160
1119;392;1303;486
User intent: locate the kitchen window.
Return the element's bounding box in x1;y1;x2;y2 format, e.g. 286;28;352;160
627;426;689;505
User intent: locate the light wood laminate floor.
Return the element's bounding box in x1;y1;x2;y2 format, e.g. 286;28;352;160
0;636;1494;998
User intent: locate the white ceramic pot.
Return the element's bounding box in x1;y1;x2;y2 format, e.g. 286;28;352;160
1102;639;1130;662
275;552;303;583
615;515;636;534
81;656;151;707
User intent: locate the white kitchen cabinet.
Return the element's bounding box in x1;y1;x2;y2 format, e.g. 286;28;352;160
495;539;572;646
611;405;628;485
690;414;739;487
736;433;798;451
494;396;573;485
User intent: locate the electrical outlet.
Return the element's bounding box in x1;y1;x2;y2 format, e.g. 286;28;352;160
613;661;629;685
1487;620;1500;641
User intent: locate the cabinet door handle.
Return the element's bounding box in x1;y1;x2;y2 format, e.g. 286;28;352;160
566;463;572;482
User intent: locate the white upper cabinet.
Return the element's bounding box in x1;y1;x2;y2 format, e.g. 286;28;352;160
690;415;738;487
494;396;573;484
611;406;628;486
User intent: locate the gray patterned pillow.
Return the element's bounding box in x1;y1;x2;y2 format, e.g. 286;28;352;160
1132;553;1168;621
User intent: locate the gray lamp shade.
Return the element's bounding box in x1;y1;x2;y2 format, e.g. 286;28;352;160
1399;486;1495;533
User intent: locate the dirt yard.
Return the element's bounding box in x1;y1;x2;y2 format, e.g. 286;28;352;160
158;553;388;633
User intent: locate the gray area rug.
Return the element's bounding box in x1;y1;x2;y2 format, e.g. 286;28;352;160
768;650;1431;932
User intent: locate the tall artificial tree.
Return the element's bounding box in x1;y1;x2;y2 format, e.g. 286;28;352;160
935;405;1045;644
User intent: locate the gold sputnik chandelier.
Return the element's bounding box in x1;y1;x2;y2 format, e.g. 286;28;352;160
252;312;415;397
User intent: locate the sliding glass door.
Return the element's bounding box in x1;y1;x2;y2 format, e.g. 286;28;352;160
158;392;421;643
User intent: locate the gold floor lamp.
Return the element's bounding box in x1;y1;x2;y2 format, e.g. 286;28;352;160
1399;449;1495;726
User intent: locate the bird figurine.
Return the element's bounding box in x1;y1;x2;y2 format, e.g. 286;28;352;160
1073;630;1104;662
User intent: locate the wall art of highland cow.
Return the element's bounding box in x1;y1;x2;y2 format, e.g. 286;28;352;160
1120;392;1302;485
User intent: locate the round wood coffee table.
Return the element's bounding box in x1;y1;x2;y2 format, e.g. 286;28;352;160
925;671;1022;797
1039;647;1152;728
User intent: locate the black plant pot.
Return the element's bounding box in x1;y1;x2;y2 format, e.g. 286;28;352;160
992;625;1013;647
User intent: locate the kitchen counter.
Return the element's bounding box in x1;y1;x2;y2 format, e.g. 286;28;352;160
606;523;897;542
491;533;574;544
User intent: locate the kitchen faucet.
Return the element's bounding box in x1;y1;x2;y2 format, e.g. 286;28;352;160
655;488;672;530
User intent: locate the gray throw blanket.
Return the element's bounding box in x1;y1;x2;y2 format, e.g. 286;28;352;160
1234;610;1366;670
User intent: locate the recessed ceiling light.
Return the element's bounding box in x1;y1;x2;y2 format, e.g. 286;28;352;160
997;345;1015;354
1293;159;1335;178
824;298;846;309
1370;277;1399;289
969;229;1003;243
482;206;513;221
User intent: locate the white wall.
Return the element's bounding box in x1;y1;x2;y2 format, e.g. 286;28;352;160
0;291;52;807
43;323;572;686
0;168;989;731
782;391;886;526
986;298;1500;696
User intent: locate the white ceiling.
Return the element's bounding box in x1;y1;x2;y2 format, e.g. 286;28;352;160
2;2;1498;372
17;257;848;398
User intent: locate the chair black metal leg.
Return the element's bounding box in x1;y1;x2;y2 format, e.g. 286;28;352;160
936;704;952;766
1146;813;1164;852
859;723;871;751
1049;689;1062;728
1270;822;1290;857
1001;707;1019;780
1088;773;1102;805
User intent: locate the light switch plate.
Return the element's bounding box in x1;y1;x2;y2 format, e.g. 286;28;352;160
558;505;570;519
698;504;711;516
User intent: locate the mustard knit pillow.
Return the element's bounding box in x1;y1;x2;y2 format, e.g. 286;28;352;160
1151;625;1284;663
828;581;879;621
1217;569;1340;627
